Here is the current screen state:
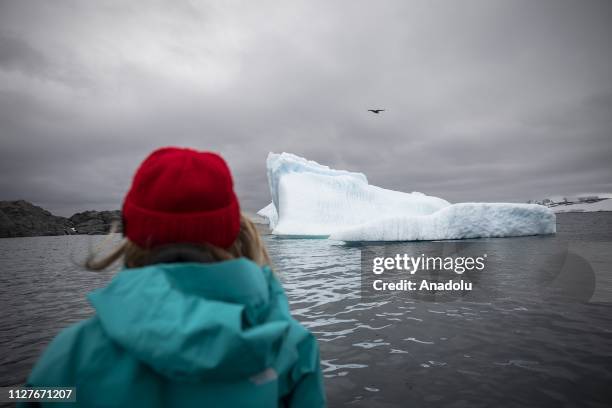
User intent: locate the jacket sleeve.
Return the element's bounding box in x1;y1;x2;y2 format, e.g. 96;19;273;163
286;332;326;408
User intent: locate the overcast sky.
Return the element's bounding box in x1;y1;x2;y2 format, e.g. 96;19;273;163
1;0;611;216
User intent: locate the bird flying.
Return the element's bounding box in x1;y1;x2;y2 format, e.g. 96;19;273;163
368;109;385;114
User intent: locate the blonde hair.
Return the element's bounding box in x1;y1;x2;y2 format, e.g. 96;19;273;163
86;213;272;271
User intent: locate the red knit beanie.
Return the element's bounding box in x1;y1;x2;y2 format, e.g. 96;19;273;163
122;147;240;249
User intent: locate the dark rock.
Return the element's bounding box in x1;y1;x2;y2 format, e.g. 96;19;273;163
0;200;73;238
0;200;123;238
69;210;122;235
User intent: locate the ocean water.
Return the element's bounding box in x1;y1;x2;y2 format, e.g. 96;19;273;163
1;212;612;407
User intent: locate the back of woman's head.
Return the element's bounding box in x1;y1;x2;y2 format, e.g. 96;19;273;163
86;147;270;270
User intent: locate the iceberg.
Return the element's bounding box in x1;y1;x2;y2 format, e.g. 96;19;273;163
258;152;556;241
329;203;556;241
256;202;278;228
259;153;450;236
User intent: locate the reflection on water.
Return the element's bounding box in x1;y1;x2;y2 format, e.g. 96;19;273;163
1;213;612;407
268;212;612;407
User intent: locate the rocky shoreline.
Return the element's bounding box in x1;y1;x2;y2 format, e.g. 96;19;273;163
0;200;122;238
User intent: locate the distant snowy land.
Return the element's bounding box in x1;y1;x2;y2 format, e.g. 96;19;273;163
530;197;612;213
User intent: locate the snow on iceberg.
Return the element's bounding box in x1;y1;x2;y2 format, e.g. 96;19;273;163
258;152;556;241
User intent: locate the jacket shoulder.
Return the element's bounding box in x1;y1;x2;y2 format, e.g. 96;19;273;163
263;270;325;406
28;317;125;386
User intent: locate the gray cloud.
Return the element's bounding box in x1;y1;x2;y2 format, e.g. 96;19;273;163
0;0;611;216
0;32;47;75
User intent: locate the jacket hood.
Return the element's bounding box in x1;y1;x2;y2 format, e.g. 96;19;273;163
88;259;289;381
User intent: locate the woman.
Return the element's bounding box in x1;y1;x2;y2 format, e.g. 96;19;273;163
23;147;326;407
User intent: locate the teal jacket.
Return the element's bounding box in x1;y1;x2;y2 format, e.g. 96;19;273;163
23;259;326;407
